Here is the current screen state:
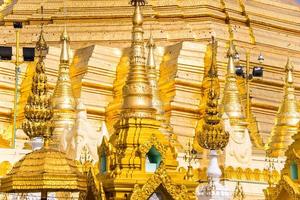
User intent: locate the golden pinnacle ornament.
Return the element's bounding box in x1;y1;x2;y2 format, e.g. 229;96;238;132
197;37;229;150
22;26;53;140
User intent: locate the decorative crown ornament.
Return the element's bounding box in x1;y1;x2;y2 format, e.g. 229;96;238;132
130;0;147;6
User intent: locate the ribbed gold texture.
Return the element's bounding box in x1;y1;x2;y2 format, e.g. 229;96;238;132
222;40;244;120
121;4;154;119
0;148;86;192
22;28;53;140
52;27;76;146
267;58;300;157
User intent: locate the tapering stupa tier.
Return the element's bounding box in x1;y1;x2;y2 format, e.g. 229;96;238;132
52;27;76;146
223;40;245;120
146;34;167;124
267;59;300;157
121;5;154;119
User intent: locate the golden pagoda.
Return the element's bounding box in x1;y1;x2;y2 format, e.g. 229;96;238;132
222;39;245;121
51;26;76;148
222;39;252;168
267;58;300;158
264;94;300;199
95;1;197;199
0;25;86;199
0;1;300;199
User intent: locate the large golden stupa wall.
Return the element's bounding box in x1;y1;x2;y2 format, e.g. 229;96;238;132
0;0;300;149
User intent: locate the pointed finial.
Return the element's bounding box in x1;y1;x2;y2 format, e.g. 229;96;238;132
147;33;156;67
35;6;48;58
285;57;294;84
60;26;70;64
208;36;218;78
227;39;236;75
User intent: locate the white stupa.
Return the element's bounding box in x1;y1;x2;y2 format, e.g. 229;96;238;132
195;150;231;200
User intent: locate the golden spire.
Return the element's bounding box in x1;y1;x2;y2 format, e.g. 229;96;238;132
121;0;154;119
52;27;75;112
267;58;300;157
222;39;244;119
60;26;70;64
51;26;76;146
35;25;48;58
22;26;53;145
197;38;229;150
194;37;221;152
146;33;164;122
207;36;218;79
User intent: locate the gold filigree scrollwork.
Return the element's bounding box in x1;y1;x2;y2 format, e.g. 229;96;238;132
139;134;166;158
130;163;191;200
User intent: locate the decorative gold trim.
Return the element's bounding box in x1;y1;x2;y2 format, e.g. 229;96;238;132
130;163;191;200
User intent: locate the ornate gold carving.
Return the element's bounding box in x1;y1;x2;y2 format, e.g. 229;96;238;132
22;27;53;140
265;175;300;200
198;166;280;183
139;134;166;157
130;163;191;200
197;37;229;150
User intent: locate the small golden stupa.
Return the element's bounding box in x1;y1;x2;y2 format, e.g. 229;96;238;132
267;58;300;158
94;0;198;199
52;26;76;148
264;60;300;198
0;25;86;199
